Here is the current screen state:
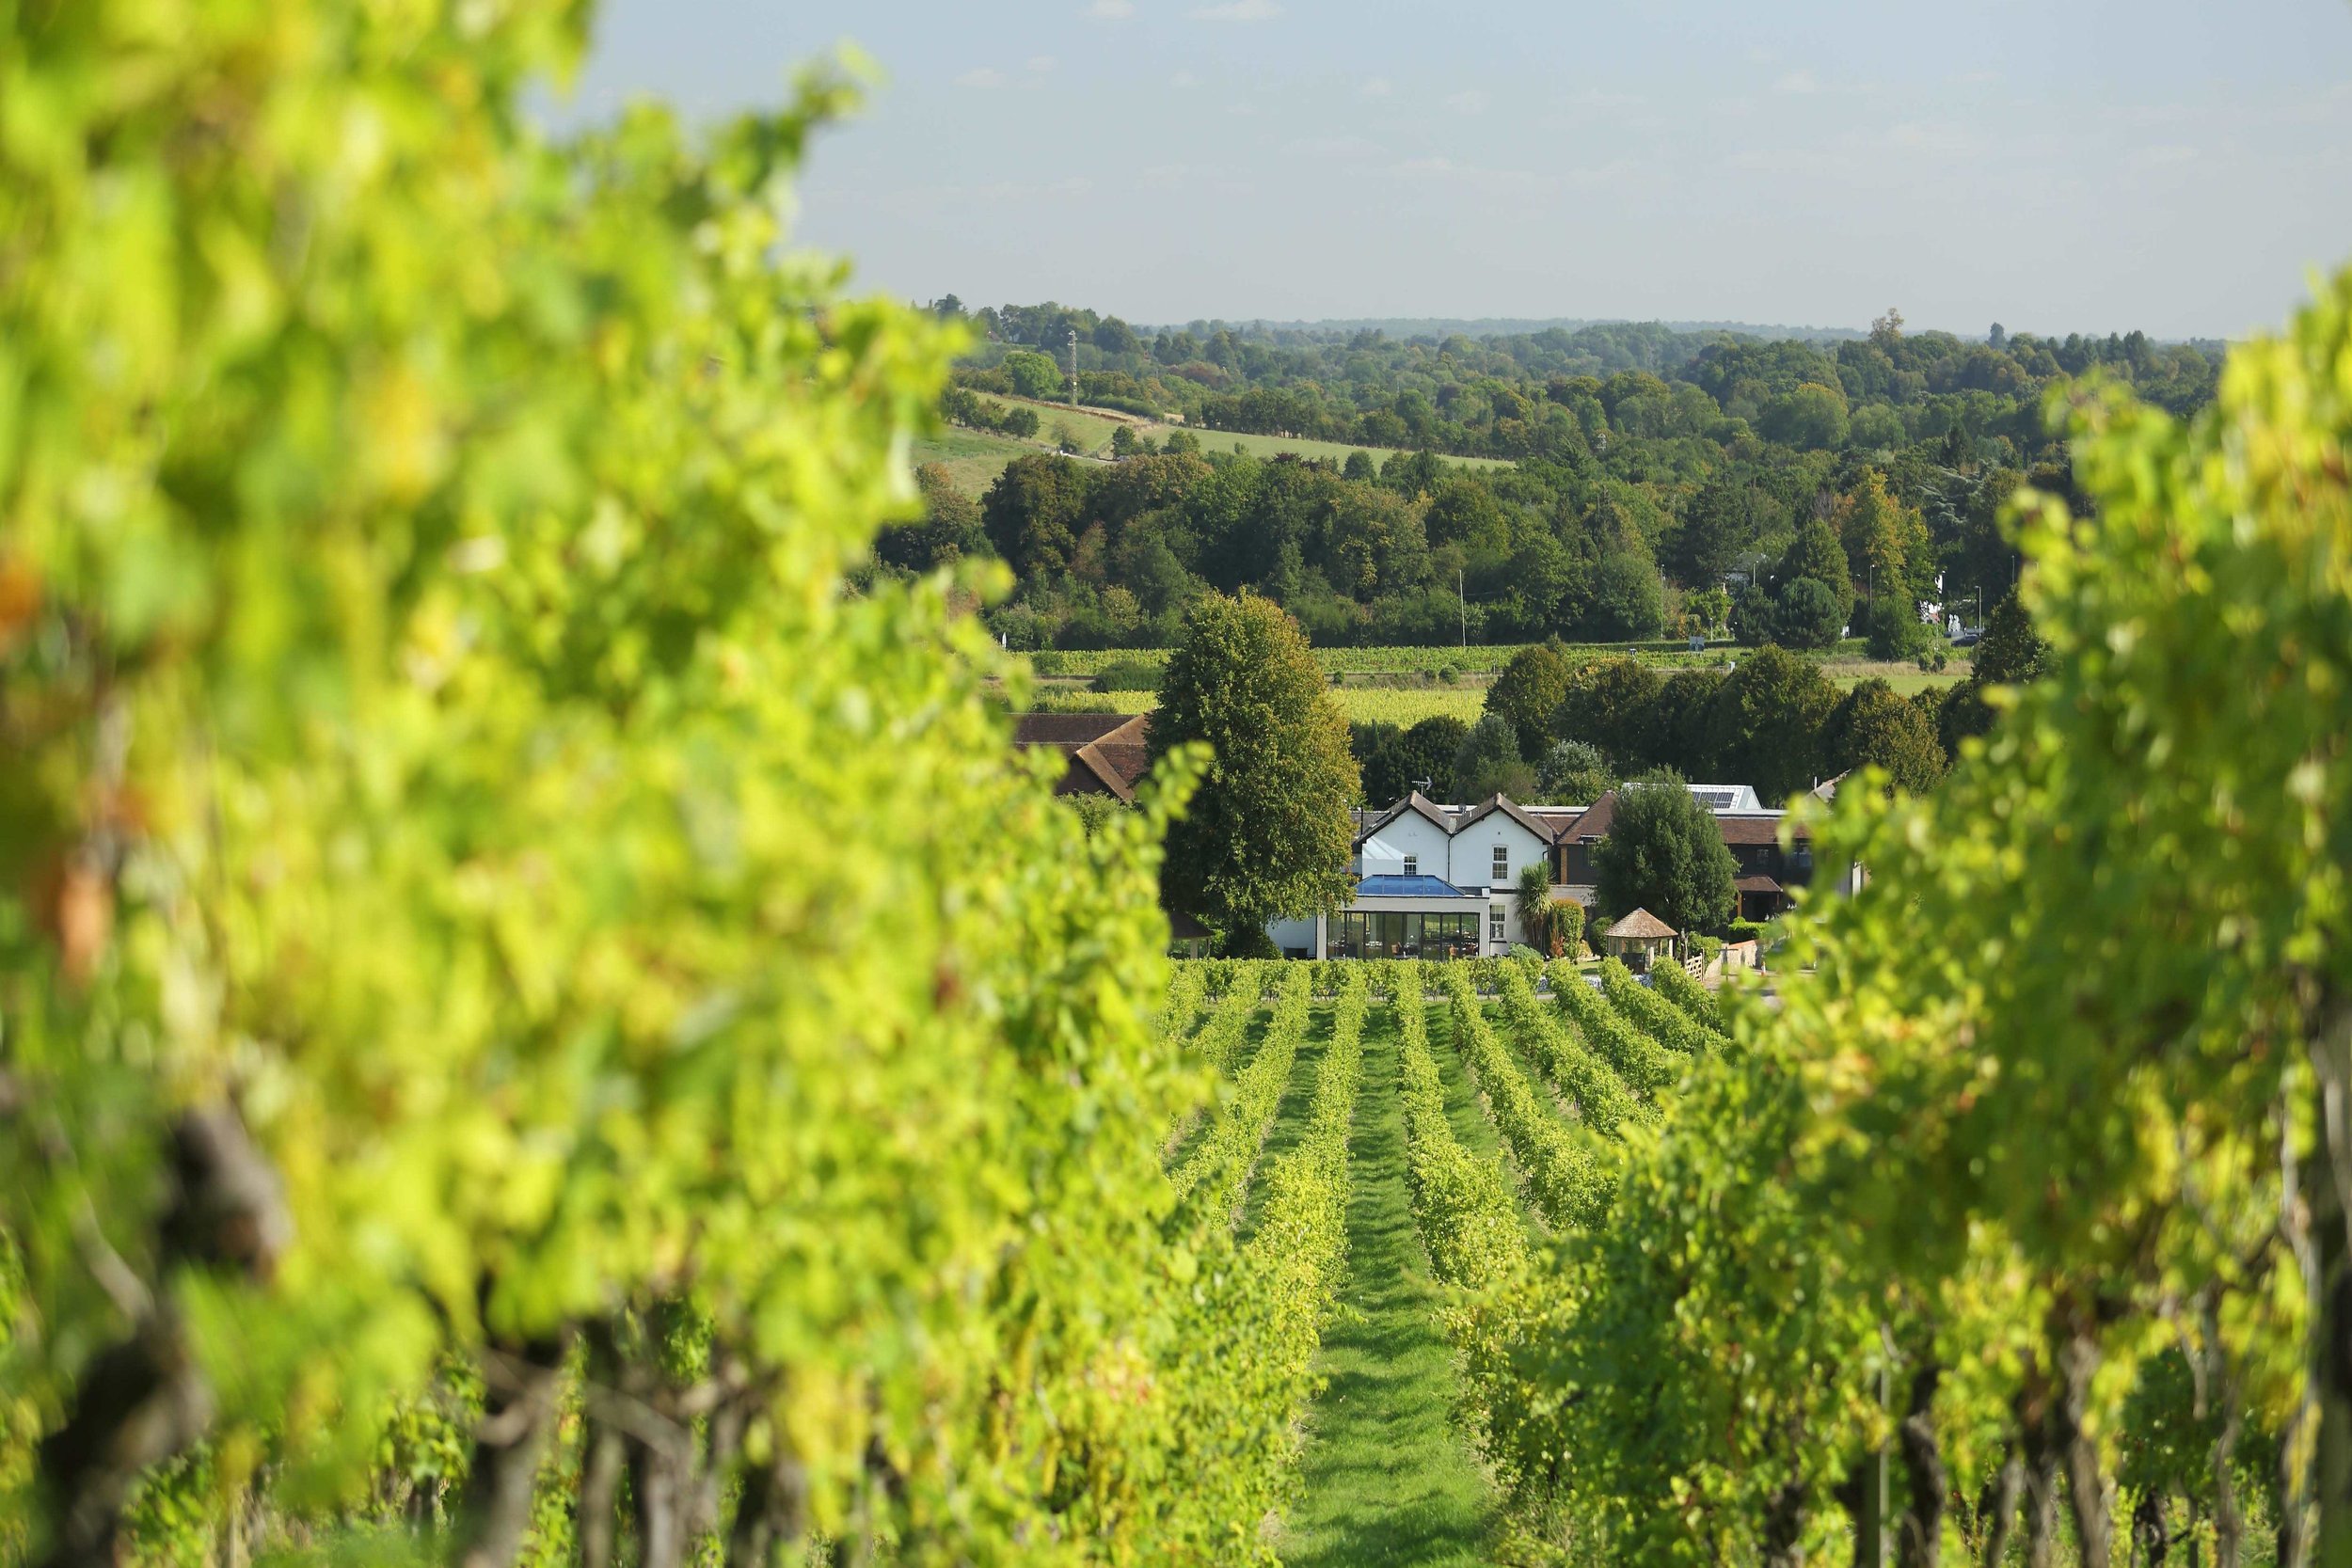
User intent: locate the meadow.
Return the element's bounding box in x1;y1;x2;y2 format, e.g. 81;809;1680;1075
914;395;1513;497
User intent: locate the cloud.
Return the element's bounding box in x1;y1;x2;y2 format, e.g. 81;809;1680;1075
2133;144;2201;168
1884;120;1984;159
1084;0;1136;14
1188;0;1280;19
1283;135;1382;160
1383;156;1590;197
1445;89;1488;115
1359;76;1392;98
955;67;1006;88
1772;69;1820;96
1170;70;1200;88
1027;55;1059;72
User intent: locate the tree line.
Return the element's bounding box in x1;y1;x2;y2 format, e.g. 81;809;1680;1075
898;308;2136;653
945;297;2221;467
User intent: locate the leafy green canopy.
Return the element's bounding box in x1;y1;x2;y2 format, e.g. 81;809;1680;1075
1470;269;2352;1563
1590;771;1738;936
0;5;1273;1562
1152;592;1359;946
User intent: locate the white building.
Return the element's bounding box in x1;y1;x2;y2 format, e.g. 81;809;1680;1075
1266;792;1556;960
1263;781;1821;959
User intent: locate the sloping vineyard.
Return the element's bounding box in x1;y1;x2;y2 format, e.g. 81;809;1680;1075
4;0;2348;1562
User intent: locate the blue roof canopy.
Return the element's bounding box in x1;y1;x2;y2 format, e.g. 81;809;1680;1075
1354;874;1478;899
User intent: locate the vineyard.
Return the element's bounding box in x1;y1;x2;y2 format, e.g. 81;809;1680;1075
4;2;2351;1566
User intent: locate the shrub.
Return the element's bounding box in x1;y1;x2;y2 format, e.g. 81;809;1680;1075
1859;595;1931;661
1090;657;1165;693
1773;577;1845;650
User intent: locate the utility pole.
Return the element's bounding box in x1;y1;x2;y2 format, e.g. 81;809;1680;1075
1067;327;1079;405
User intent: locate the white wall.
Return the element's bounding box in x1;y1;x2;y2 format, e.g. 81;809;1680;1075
1445;816;1549;897
1359;812;1452;880
1266;913;1322;958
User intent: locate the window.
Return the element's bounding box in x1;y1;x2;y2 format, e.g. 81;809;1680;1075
1403;854;1418;878
1489;909;1506;946
1491;845;1509;884
1332;910;1479;961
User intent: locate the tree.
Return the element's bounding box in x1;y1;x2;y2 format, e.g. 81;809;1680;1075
1553;656;1665;768
1939;591;2050;754
1772;577;1845;650
1486;641;1576;761
1651;667;1726;778
1686;585;1732;639
980;453;1092;578
1092;315;1142;356
1364;714;1470;803
1668;471;1756;588
1830;468;1914;594
1424;477;1512;554
1586;553;1667;641
1759;383;1851;451
1002;348;1063;400
875;464;991;573
1517;862;1581;958
1109;423;1141;458
1152;593;1359;947
1591;770;1738;935
1822;678;1946;795
1536;739;1613;804
1775;518;1856;628
1454;713;1534;800
1707;645;1838;804
1857;594;1931;661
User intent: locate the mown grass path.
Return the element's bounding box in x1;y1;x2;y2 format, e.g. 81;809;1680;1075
1280;1006;1500;1567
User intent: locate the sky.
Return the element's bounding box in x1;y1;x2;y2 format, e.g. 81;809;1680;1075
558;0;2352;339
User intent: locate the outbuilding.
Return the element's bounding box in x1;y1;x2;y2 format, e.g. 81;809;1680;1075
1598;908;1679;972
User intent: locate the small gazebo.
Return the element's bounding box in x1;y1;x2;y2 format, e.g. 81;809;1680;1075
1599;908;1679;973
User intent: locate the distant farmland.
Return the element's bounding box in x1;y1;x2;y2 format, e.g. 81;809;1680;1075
914;394;1510;497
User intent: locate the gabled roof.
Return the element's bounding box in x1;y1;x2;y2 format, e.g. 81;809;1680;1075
1717;813;1799;846
1454;793;1559;844
1012;712;1152;801
1603;907;1679;940
1069;741;1140;803
1562;788;1808;846
1356;790;1455;847
1559;789;1620;842
1011;712;1145;748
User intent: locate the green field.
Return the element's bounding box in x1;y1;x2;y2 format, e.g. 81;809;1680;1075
914;395;1512;497
1093;687;1487;726
1032;641;1967;684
